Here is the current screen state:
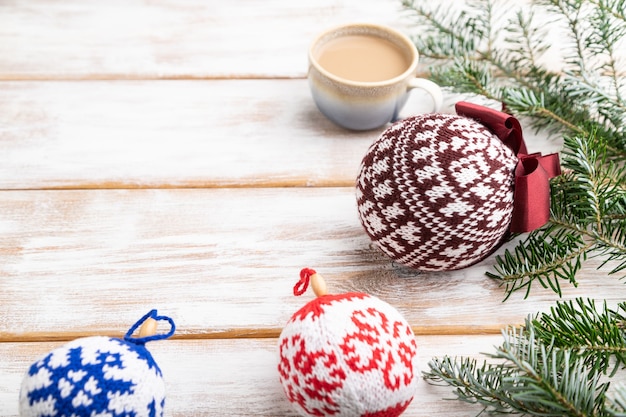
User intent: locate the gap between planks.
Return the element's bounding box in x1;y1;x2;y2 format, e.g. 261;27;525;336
0;181;357;192
0;74;307;82
0;74;432;82
0;324;512;344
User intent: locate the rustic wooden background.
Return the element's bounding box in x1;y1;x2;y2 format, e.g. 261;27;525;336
1;0;622;415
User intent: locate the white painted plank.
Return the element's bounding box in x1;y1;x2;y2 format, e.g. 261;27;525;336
0;335;501;416
0;80;558;190
1;1;619;417
0;79;376;189
1;188;622;339
0;0;411;80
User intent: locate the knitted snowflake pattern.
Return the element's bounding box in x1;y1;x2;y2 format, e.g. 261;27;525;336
19;336;165;417
356;113;518;271
278;292;418;417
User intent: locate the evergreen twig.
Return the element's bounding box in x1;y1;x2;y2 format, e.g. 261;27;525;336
401;0;626;299
402;2;626;414
424;299;626;416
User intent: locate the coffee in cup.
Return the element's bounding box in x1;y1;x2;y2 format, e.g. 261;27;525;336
308;23;442;131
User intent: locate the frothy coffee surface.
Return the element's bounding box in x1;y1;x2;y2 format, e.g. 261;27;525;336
316;34;410;82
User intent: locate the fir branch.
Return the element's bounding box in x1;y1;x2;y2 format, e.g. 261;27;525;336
424;298;626;416
426;328;610;416
403;0;626;144
405;3;626;415
607;384;626;416
402;0;626;298
425;355;523;414
400;1;486;61
560;134;626;273
429;59;500;101
586;0;626;22
486;224;590;300
530;299;626;375
490;131;626;299
535;0;593;73
502;87;589;134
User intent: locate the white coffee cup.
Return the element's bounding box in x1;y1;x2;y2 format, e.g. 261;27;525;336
308;23;443;131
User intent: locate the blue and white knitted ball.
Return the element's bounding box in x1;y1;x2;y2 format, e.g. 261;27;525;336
19;310;175;417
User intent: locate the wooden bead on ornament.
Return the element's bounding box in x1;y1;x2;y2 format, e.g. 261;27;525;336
19;310;176;417
356;102;561;271
278;268;418;417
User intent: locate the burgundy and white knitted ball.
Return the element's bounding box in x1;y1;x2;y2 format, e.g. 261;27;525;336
278;291;418;417
356;112;518;271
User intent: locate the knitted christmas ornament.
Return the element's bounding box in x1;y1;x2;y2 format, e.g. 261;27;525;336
356;101;561;271
278;268;418;417
19;310;176;417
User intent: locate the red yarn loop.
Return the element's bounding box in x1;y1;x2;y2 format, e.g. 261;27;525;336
455;101;561;233
294;268;317;296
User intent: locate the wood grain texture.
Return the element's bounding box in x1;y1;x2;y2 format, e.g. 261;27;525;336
0;0;409;80
0;79;377;189
2;1;623;416
0;81;558;190
1;187;622;341
0;335;501;416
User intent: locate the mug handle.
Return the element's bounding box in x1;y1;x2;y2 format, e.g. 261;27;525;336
408;78;443;113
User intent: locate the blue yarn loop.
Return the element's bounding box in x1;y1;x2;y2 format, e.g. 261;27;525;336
124;309;176;345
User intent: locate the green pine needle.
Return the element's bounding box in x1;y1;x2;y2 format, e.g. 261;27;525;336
531;299;626;375
486;224;589;300
402;0;626;298
404;1;626;414
424;298;626;416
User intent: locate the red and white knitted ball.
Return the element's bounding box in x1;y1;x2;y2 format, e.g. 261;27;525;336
278;291;418;417
356;113;518;271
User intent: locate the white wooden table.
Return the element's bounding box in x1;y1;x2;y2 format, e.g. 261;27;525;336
0;1;622;416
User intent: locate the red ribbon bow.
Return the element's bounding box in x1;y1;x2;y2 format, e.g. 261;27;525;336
455;102;561;233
